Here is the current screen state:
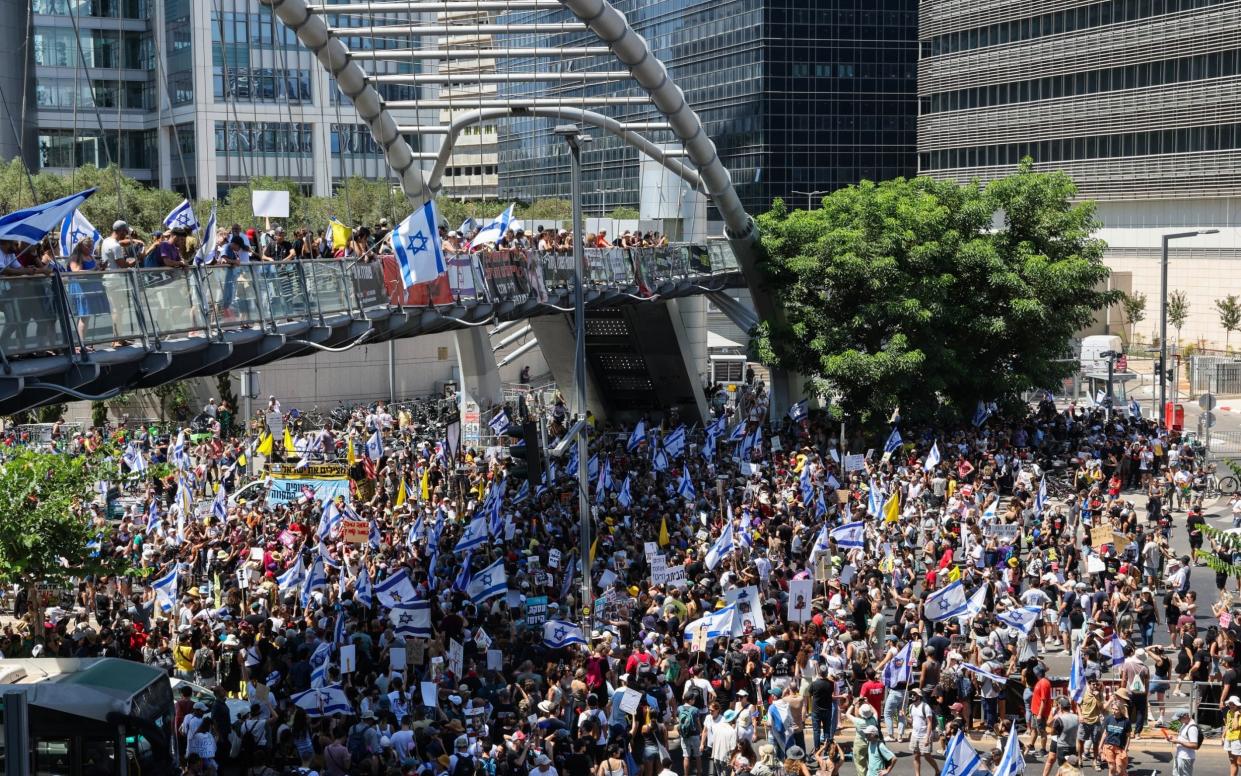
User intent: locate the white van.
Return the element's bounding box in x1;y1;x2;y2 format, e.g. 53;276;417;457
1080;334;1123;374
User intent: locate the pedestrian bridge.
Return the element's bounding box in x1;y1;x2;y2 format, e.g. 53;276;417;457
0;245;745;417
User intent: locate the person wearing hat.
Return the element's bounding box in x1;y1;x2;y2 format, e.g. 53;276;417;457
862;725;895;776
907;687;938;776
348;707;382;773
1099;692;1132;776
711;708;739;776
1225;696;1241;771
1076;675;1105;769
1168;707;1200;776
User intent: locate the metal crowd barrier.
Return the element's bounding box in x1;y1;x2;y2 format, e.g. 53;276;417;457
0;244;739;365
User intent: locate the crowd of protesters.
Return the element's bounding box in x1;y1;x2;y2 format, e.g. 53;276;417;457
2;378;1238;776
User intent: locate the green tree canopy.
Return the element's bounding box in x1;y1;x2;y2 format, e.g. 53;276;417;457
754;159;1116;425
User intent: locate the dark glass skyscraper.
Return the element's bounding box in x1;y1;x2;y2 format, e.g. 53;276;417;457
495;0;919;219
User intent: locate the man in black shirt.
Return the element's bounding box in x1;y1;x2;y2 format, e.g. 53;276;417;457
805;663;835;750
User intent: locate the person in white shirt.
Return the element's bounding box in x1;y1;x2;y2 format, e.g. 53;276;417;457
99;221;142;268
1172;707;1199;776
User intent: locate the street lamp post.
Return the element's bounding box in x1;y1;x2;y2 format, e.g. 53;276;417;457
1159;229;1218;424
791;190;830;211
555;123;594;614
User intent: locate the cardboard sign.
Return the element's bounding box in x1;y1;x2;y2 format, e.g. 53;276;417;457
844;454;866;472
787;579;814;623
690;624;709;653
340;644;357;673
644;542;659;561
252;189;290;218
406;638;425;666
341;520;369;544
448;638;464;677
815;554;833;581
1090;526;1114;549
984;524;1021;543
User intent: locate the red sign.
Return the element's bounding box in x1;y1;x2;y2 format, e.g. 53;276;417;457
1116;355;1128;372
341;519;369;544
379;254;454;306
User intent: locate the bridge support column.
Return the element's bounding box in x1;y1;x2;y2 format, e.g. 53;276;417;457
453;327;503;413
528;315;607;418
666;297;710;420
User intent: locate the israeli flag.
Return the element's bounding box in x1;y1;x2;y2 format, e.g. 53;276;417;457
1100;633;1126;666
468;202;515;249
1033;477;1048;516
706;415;726;439
627;420;647;452
997;606;1042;634
122;443;147;473
489;408;512;436
587;454;600;482
60;208;100;253
560;556;576;601
454;553;473;593
392;201;447;286
727;422;745;443
830;521;866;549
677;469;696;501
454;515;488;554
596;457;612;495
390;600;432;638
768;699;796;753
311;658;329;689
992;726;1024;776
353;566;373;608
787;399;808;423
705;521;734;570
151;566;178;612
145;501;161;536
961;662;1008;687
277;555;306;592
318;501;343;541
957;583;988;623
333;612;346;645
365;430;384;460
701;433;717;461
815;488;828;517
465;556;507;604
211;485;227;522
981;500;998;522
924;441;941;471
195;203;218;264
513;479;530;503
300;557;328;609
318;540;341;570
925;580;969;621
738;427;762;461
0;187;96;243
375;568;417;608
1129;397;1142;420
1069;647;1086;702
682;605;737;642
972;400;994;428
940;731;982;776
866;480;884;517
882;641;914;688
663;426;687;459
368;519;382;550
458;216;477;236
163;198;199;232
543;619;587;649
883;427;903;454
291;686;352;717
651;442;670;473
617;474;633;508
407;514;425;546
172;429;189;470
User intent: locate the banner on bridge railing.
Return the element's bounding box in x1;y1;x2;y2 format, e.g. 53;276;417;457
266;462;352;507
378;254;454;306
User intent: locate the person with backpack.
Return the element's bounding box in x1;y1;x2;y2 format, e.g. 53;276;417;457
1169;707;1200;776
348;709;383;776
677;691;705;776
236;704;269;775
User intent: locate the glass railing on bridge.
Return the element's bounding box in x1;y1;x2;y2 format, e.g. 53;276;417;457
0;245;738;362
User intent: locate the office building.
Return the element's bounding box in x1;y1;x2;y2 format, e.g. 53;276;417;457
919;0;1241;349
17;0;432;200
495;0;920;219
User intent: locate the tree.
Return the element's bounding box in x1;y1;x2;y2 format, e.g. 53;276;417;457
1167;290;1190;347
1121;291;1147;345
608;205;640;220
0;449;128;636
1217;295;1241;351
753;159;1116;426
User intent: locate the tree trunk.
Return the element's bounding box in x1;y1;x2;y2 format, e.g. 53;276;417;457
27;581;44;639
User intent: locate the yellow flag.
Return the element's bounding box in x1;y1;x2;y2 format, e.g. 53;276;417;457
947;565;961;583
237;452;247;468
420;467;430;500
589;537;599;565
347;436;356;467
256;432;273;458
883;490;900;523
329;217;352;250
659;517;670;547
395;477;407;507
283;428;296;456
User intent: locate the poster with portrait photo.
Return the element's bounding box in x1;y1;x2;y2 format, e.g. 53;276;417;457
724;585;766;636
787;579;815;624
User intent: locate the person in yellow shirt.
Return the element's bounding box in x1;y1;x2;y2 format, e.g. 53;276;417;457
1077;677;1104;768
172;628;195;680
1223;695;1241;776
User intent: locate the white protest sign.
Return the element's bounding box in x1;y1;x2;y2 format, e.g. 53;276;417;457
787;579;814;623
252;189;290;218
619;688;643;715
984;524;1021;543
421;681;439;708
487;649;503;671
644;542;659;561
844;454;866;472
652;564;686;587
475;628;492;651
448;639;464;677
548;549;561;569
390;647;406;673
340;644;357;673
597;569;618;590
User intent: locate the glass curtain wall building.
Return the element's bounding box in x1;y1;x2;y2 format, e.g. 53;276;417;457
918;0;1241;348
495;0;918;220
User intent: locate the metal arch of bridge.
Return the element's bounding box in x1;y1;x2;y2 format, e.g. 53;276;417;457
257;0;778;326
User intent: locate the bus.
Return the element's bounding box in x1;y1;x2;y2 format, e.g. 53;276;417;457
0;658;175;776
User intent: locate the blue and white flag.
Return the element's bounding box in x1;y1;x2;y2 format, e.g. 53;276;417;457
1129;397;1142;420
800;465;814;504
677;468;696;501
468;202;515;249
663;426;687;459
996;606;1042;634
981;499;998;522
375;568;417;608
882;641;914;688
627;420;648;452
787;399;808;423
466;556;508;605
961;662;1008;686
454;515;488;553
768;699;796;752
318;501;343;541
368;519;382;550
277;555;306;592
1100;633;1126;666
59;208;100;253
365;430;384;460
682;605;736;642
407;514;425;547
924;441;941;471
738;427;762;462
1033;477;1048;516
151;566;178;612
122;443;147;473
940;731;982;776
587;454;600;482
390;600;432;638
559;556;576;601
1069;647;1086;702
333;612;346;646
453;553;473;593
830;521;866;549
0;188;96;244
354;566;374;608
291;685;352;717
300;557;327;609
211;484;227;522
195;203;218;264
458;216;477;236
925;581;969;621
172;429;189;470
992;726;1024;776
145;501;161;536
163;198;199;232
957;583;989;623
704;521;734;570
866;480;884;517
489;408;512;436
595;457;612;496
705;415;726;440
393;200;446;287
617;474;633;508
883;427;903;454
311;658;329;689
651;442;670;473
972;400;994;428
727;422;746;443
542;619;587;649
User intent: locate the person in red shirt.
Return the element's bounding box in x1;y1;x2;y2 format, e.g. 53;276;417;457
1029;665;1054;754
625;641;656;674
858;668;886;716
